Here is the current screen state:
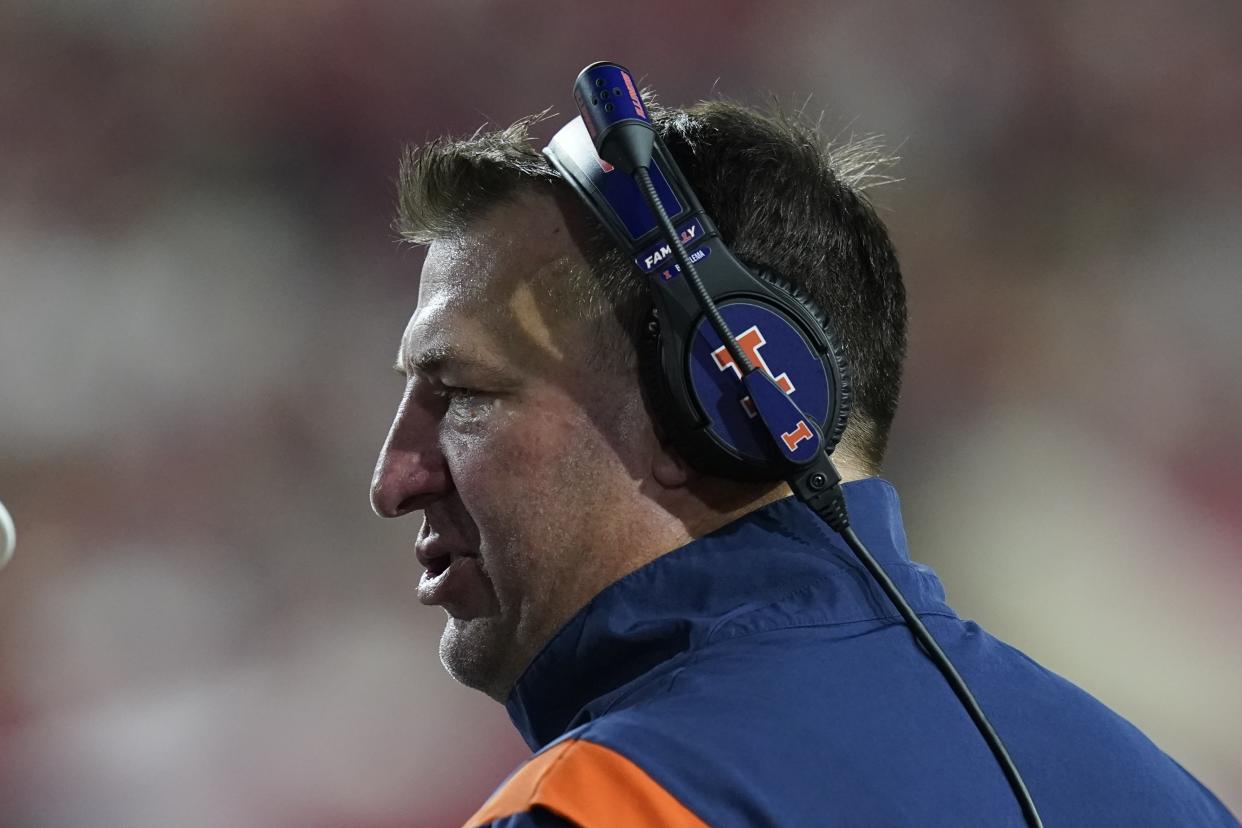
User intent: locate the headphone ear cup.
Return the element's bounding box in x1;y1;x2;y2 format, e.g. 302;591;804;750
636;306;677;449
637;305;744;477
637;268;853;478
746;267;853;452
635;309;695;466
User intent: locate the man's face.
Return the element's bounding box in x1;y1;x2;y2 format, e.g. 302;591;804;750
371;190;653;701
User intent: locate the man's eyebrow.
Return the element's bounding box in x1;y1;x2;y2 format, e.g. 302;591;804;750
393;344;510;382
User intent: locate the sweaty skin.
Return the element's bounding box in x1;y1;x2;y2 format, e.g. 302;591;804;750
371;188;803;701
508;279;565;362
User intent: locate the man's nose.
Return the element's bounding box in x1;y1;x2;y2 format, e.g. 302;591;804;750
370;393;450;518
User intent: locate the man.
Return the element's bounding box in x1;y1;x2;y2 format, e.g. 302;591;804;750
370;101;1238;826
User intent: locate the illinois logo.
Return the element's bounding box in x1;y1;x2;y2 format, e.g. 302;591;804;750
781;420;814;451
711;325;796;419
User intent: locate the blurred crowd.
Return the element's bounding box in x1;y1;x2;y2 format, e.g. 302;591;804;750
1;1;1239;825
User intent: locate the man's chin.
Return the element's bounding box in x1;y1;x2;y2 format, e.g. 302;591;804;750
439;615;522;702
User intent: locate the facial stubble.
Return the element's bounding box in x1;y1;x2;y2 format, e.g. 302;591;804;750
437;450;609;702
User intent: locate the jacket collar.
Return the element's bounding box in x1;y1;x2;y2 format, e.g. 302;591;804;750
505;478;950;751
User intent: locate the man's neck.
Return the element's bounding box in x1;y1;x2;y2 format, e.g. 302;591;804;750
680;455;870;540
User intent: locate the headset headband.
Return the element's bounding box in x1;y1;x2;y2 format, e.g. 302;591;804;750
545;115;842;475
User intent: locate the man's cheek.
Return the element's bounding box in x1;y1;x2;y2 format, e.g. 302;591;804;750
446;430;560;539
450;431;543;486
490;413;582;476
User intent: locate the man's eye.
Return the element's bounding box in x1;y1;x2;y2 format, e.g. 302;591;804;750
438;386;492;419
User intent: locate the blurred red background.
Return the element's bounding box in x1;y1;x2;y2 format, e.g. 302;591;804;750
1;1;1239;825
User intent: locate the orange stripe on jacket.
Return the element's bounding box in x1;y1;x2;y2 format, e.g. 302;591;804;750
463;738;708;828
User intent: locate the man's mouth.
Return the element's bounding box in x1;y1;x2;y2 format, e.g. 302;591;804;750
423;552;452;578
414;535;485;610
415;536;475;571
417;554;485;610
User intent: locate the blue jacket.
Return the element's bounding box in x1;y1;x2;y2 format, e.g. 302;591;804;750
465;479;1238;827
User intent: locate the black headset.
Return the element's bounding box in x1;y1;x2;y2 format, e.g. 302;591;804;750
542;61;1044;828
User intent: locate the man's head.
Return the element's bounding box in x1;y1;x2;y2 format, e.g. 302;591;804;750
370;100;907;701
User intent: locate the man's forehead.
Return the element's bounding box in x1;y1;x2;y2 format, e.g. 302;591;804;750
402;192;592;372
399;297;504;369
417;191;582;307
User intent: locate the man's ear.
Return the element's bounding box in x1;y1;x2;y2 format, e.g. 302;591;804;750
651;439;692;489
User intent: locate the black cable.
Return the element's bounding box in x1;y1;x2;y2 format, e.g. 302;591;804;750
634;160;1042;827
633;166;755;376
829;502;1044;828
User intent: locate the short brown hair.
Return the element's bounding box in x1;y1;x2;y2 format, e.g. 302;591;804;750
396;100;907;473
